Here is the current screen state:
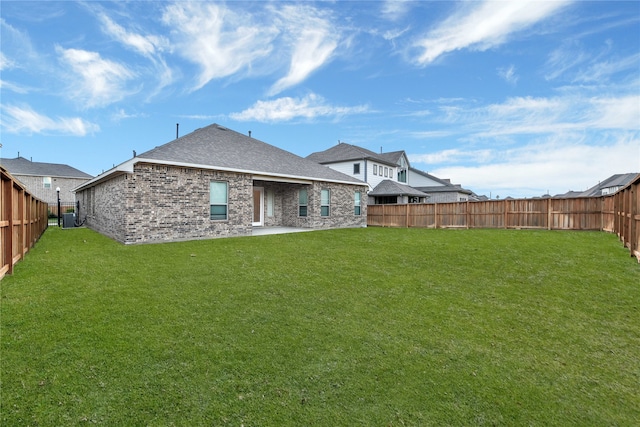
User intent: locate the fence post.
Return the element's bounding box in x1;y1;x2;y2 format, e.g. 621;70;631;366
406;204;409;228
630;184;637;257
466;200;470;229
504;199;508;229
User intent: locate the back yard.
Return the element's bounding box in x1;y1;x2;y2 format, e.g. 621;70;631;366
1;227;639;425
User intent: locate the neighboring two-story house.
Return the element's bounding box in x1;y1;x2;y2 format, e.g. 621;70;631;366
0;157;92;205
307;142;476;204
408;167;475;203
306;143;428;205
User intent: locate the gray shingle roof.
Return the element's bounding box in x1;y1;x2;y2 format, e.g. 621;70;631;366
369;180;429;197
577;173;639;197
306;142;398;166
133;124;364;184
0;157;92;179
413;185;472;195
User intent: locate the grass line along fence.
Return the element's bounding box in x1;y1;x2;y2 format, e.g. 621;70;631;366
368;173;640;261
0;166;49;279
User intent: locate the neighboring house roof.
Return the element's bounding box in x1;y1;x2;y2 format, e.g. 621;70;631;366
75;124;364;192
378;150;407;165
306;142;399;167
414;185;472;195
0;157;92;179
369;180;429;197
578;173;639;197
554;173;638;198
410;167;473;195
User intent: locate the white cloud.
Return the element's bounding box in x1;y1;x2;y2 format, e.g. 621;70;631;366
97;11;174;97
433;94;640;138
545;41;640;83
229;93;369;122
413;0;571;65
268;5;339;95
588;95;640;130
162;2;277;91
98;12;166;57
111;109;148;122
56;46;136;108
0;51;13;70
498;64;519;85
1;104;99;135
573;52;640;84
382;0;412;22
427;136;639;197
407;89;639;197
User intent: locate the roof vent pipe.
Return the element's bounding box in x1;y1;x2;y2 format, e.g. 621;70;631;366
248;130;252;138
176;123;179;139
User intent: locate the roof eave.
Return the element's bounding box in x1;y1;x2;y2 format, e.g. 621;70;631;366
74;157;366;192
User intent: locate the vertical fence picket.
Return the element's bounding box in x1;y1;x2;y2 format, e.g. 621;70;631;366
367;173;640;260
0;167;48;280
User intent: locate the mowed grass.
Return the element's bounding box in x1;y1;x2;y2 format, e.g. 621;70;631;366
1;227;639;426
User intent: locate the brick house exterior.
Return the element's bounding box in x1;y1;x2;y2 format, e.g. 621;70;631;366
75;124;367;244
0;157;92;205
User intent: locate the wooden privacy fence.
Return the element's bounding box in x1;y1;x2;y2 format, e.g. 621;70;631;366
1;166;49;279
368;173;640;261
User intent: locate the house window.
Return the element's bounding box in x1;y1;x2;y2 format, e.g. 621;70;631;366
354;191;361;216
353;163;360;174
321;189;330;216
267;190;274;217
373;164;378;175
299;189;308;217
43;177;52;189
384;167;388;177
398;169;407;183
210;181;228;220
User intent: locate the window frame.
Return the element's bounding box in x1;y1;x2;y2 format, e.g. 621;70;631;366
353;163;360;175
299;189;308;217
321;189;330;217
267;189;274;217
209;181;228;221
354;191;361;216
43;177;52;189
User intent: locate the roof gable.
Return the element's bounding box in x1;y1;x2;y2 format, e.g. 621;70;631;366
0;157;92;179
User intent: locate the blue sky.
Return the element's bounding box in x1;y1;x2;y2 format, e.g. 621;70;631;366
1;0;638;198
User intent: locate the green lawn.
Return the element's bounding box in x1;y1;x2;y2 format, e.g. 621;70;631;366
2;227;639;426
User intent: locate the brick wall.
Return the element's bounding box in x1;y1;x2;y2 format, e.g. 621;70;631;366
280;181;367;229
13;175;89;204
77;164;367;244
77;174;128;242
